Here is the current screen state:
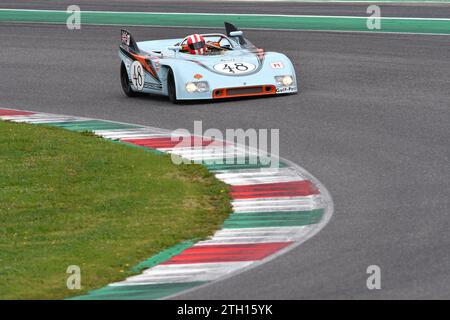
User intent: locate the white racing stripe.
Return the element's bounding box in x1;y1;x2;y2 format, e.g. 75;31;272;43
213;168;293;175
15;118;85;124
197;226;313;245
0;114;87;123
100;132;168;139
215;167;304;185
94;129;169;140
232;195;323;212
215;167;300;179
164;146;260;161
219;176;304;185
215;167;305;185
112;261;253;285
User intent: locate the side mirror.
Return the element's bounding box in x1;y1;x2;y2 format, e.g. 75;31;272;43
229;31;243;37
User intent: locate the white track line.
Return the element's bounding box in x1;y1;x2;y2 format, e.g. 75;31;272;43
232;195;323;212
197;226;313;245
112;261;253;286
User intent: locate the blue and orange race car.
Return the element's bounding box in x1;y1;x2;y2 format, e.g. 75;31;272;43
119;22;297;103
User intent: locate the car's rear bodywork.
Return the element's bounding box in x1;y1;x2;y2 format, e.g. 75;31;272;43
118;23;297;102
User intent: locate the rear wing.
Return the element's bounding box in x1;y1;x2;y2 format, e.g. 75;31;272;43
224;22;246;46
121;29;140;53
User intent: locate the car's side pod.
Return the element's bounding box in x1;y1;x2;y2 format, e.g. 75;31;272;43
121;29;140;53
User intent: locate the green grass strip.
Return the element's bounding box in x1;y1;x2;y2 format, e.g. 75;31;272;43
68;238;196;299
0;9;449;34
0;121;231;299
223;208;324;228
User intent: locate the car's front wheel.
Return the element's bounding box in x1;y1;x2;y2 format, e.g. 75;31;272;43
120;62;137;97
167;69;178;104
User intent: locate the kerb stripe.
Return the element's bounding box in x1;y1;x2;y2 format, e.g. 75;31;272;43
162;242;292;264
0;109;35;116
230;180;319;199
122;136;214;149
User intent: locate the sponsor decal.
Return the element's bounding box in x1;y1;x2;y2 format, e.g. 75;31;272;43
121;30;130;46
271;62;284;69
194;74;203;80
213;62;256;75
276;86;296;93
153;59;161;72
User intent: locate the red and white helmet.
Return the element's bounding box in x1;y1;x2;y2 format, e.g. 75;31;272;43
185;34;206;55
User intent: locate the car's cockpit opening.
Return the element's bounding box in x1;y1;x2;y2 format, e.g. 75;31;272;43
177;34;237;55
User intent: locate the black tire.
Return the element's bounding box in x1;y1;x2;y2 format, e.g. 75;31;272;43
167;69;178;104
120;62;137;97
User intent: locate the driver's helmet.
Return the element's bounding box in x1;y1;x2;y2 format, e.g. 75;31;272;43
185;34;206;55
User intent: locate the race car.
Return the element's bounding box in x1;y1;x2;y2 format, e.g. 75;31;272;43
119;22;297;103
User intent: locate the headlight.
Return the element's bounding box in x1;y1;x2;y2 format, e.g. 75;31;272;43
185;81;209;93
185;82;198;93
275;75;294;86
195;82;209;92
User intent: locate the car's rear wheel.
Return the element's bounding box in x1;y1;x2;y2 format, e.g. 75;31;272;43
167;69;178;104
120;62;137;97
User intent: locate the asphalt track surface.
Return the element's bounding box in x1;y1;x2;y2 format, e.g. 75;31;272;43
1;2;450;299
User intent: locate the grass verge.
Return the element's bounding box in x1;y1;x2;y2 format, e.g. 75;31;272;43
0;121;231;299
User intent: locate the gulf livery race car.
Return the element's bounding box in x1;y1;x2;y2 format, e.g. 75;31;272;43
119;22;297;103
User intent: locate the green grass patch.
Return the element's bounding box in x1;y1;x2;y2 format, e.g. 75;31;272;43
0;121;231;299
